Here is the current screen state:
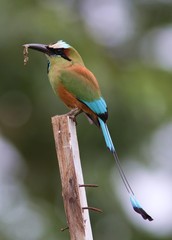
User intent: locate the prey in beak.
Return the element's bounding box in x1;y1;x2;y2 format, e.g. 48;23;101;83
23;43;52;65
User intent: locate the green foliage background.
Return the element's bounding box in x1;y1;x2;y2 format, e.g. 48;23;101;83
0;1;172;239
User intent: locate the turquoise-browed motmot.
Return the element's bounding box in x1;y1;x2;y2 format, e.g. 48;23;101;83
23;40;153;221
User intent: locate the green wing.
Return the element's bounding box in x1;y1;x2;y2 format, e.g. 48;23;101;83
59;66;101;102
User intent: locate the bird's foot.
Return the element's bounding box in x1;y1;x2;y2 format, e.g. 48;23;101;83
68;108;82;117
67;108;82;124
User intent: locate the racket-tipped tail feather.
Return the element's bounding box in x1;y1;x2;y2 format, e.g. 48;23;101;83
99;118;153;221
130;196;153;221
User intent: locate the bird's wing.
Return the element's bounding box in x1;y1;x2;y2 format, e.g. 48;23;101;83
59;65;100;101
59;65;108;119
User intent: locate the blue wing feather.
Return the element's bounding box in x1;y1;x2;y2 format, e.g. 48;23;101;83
81;97;107;116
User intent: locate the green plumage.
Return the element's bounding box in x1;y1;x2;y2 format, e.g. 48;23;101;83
59;69;101;102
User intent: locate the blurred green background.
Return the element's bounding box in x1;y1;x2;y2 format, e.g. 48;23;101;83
1;0;172;239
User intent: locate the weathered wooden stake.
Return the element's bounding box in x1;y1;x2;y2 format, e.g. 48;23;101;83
51;115;93;240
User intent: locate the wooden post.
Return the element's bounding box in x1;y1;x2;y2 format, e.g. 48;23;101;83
51;115;93;240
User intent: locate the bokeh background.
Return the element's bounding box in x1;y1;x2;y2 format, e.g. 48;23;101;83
1;0;172;239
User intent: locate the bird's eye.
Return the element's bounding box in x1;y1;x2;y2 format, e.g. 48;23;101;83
55;48;63;56
55;48;71;62
47;47;71;61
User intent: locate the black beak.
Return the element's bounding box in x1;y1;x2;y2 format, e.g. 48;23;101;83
23;43;52;55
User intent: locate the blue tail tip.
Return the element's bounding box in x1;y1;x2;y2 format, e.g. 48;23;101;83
130;196;153;221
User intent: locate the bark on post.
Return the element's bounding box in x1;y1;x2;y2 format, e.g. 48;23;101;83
51;115;93;240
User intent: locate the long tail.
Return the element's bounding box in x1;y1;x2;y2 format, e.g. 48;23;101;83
99;118;153;221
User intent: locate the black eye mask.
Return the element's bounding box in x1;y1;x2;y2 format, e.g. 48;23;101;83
47;47;71;61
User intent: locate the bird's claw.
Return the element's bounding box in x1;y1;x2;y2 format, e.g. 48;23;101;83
69;114;77;125
67;108;82;125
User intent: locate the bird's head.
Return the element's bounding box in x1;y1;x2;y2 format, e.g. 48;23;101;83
23;40;84;68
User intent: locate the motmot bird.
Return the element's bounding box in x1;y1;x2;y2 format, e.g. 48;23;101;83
23;40;153;221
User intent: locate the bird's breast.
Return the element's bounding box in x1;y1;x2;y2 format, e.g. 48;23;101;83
57;82;79;109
